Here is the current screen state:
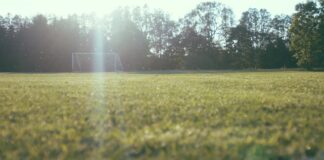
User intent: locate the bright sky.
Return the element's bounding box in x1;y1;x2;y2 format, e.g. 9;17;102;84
0;0;306;20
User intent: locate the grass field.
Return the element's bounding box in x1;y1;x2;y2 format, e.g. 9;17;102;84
0;71;324;160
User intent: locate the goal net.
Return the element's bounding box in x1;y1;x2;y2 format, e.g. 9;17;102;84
72;52;123;72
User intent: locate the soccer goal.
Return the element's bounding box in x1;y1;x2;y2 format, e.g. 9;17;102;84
72;52;123;72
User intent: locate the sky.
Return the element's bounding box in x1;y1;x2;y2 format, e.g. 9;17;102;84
0;0;307;20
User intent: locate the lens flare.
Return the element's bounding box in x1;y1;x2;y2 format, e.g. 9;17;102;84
94;25;104;72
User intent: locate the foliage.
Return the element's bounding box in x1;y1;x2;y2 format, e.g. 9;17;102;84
110;8;150;70
0;71;324;159
227;9;295;69
0;2;299;72
289;0;324;69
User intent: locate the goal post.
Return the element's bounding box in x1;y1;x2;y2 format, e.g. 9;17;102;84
72;52;123;72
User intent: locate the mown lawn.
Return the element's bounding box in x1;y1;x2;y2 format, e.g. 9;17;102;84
0;71;323;160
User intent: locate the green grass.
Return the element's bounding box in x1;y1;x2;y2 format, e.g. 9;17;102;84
0;71;324;160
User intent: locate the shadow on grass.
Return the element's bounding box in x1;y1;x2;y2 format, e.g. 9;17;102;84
1;68;323;75
127;68;309;75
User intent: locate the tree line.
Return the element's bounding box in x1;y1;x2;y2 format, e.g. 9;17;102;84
0;1;323;72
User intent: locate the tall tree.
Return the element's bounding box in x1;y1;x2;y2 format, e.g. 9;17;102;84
240;8;272;49
290;1;324;68
146;10;177;57
226;25;254;68
231;9;272;68
110;8;150;70
182;2;234;47
179;2;234;69
271;15;291;40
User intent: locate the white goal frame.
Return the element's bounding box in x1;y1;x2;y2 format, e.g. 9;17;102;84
72;52;123;72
